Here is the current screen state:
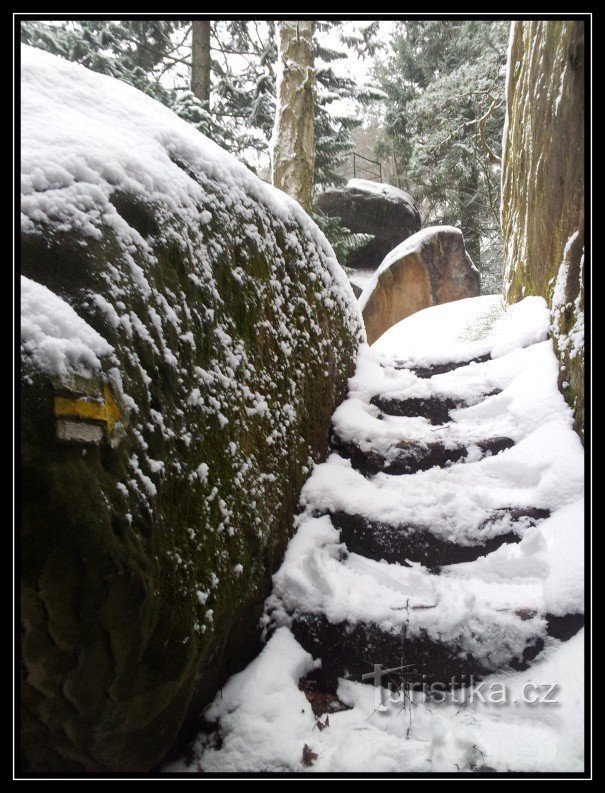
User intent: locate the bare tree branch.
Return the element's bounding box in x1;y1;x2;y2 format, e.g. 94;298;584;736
476;97;503;165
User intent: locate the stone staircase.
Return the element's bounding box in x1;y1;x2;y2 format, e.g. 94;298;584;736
265;344;584;703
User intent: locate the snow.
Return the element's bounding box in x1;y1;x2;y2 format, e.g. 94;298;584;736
348;267;374;294
171;628;584;773
358;226;480;314
186;627;318;773
551;232;584;362
347;178;413;203
170;295;584;773
371;294;549;366
21;275;113;377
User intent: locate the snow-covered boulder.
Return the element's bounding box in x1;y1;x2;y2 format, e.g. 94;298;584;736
315;178;421;269
359;226;480;345
20;46;363;772
502;21;584;437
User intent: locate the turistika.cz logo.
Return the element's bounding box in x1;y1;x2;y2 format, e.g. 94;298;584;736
362;664;561;711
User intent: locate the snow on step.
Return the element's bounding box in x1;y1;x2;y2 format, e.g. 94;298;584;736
330;508;549;569
371;294;551;370
269;516;547;622
302;422;582;547
170;296;584;773
333;433;515;477
440;498;584;618
264;515;549;679
170;627;583;773
333;342;568;460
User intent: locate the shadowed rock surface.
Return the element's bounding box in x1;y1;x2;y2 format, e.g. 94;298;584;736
315;179;421;270
546;613;585;642
360;226;480;345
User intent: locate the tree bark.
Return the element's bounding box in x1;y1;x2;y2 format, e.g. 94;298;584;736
270;21;315;214
191;20;211;106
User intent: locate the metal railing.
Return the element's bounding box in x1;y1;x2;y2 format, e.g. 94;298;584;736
351;152;382;183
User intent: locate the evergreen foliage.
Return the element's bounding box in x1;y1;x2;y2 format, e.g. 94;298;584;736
313;210;373;265
375;20;509;270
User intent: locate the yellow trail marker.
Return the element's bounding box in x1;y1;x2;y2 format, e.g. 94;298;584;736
54;384;121;435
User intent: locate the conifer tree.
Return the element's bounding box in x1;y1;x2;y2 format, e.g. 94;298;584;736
375;20;509;271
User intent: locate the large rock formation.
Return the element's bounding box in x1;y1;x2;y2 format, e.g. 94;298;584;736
359;227;480;345
20;47;363;772
315;179;421;269
501;20;584;437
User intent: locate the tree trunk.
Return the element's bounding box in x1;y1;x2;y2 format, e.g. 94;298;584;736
191;20;211;106
270;21;315;214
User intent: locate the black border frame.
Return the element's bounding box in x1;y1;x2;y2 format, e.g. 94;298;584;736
13;9;593;782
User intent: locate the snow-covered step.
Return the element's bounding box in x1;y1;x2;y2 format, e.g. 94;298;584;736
370;295;551;375
390;335;546;379
289;610;545;693
265;515;554;687
369;392;500;423
331;391;519;458
333;435;515;476
300;417;582;549
393;353;492;378
331;507;549;569
329;340;572;472
171;626;584;774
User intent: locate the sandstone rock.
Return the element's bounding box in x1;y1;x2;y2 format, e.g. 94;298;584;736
359;226;480;345
501;20;584;436
20;47;363;772
551;230;585;440
315;178;421;269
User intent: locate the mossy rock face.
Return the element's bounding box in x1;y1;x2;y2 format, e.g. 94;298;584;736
20;48;363;772
551;231;585;440
501;21;585;436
